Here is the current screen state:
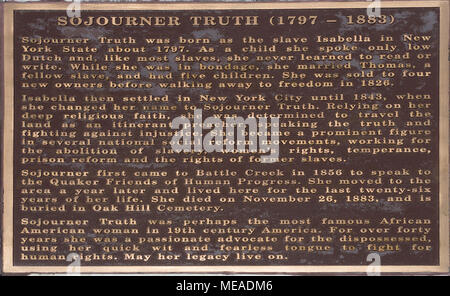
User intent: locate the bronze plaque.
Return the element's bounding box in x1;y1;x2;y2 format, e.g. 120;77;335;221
1;1;449;274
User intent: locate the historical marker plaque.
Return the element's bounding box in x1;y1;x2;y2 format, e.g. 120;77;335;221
1;1;449;274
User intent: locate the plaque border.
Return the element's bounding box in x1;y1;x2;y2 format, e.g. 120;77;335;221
2;1;449;274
